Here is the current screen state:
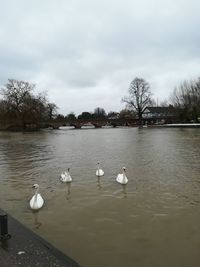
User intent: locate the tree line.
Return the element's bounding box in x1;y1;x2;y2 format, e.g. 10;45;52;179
0;76;200;130
0;79;57;130
56;108;135;122
170;78;200;122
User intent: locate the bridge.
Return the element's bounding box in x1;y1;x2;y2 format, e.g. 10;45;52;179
39;118;138;129
0;118;139;131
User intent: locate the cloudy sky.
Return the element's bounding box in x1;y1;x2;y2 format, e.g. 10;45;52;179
0;0;200;115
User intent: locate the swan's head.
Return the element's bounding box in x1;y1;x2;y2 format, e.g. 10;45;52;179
32;184;39;189
67;168;70;172
97;162;100;165
122;167;126;172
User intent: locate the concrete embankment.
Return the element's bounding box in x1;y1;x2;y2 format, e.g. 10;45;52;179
0;209;81;267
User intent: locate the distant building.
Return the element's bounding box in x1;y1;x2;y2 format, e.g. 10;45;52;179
143;106;178;124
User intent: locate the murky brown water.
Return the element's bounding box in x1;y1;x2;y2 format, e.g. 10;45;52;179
0;127;200;267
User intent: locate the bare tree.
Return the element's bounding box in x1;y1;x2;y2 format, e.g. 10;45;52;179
78;111;92;120
66;112;76;121
1;79;34;113
170;78;200;122
93;107;107;119
122;77;152;124
47;103;58;120
0;79;58;129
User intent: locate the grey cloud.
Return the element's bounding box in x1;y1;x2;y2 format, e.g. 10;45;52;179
0;0;200;114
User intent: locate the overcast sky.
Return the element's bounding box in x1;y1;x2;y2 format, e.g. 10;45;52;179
0;0;200;115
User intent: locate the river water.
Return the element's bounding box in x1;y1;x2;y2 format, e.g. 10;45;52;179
0;127;200;267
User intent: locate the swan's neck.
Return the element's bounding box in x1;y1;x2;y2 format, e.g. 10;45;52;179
122;171;126;183
35;188;39;197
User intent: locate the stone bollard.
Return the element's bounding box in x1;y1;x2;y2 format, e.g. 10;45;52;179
0;211;11;240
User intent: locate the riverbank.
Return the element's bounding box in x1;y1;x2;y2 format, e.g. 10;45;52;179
148;123;200;128
0;209;81;267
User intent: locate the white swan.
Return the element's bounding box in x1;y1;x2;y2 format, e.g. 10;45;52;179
30;184;44;210
60;168;72;183
116;167;128;185
96;162;104;177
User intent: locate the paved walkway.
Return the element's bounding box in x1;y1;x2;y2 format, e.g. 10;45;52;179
0;209;81;267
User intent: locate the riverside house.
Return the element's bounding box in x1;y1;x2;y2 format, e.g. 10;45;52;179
143;106;178;124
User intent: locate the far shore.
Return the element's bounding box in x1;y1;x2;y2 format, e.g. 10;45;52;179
148;123;200;128
1;122;200;132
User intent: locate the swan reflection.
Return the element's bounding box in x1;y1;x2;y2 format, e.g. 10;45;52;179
97;176;102;190
122;184;127;198
65;182;71;200
32;210;42;229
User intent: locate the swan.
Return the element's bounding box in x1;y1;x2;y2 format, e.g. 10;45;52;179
96;162;104;177
116;167;128;185
60;168;72;183
60;172;66;181
29;184;44;210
